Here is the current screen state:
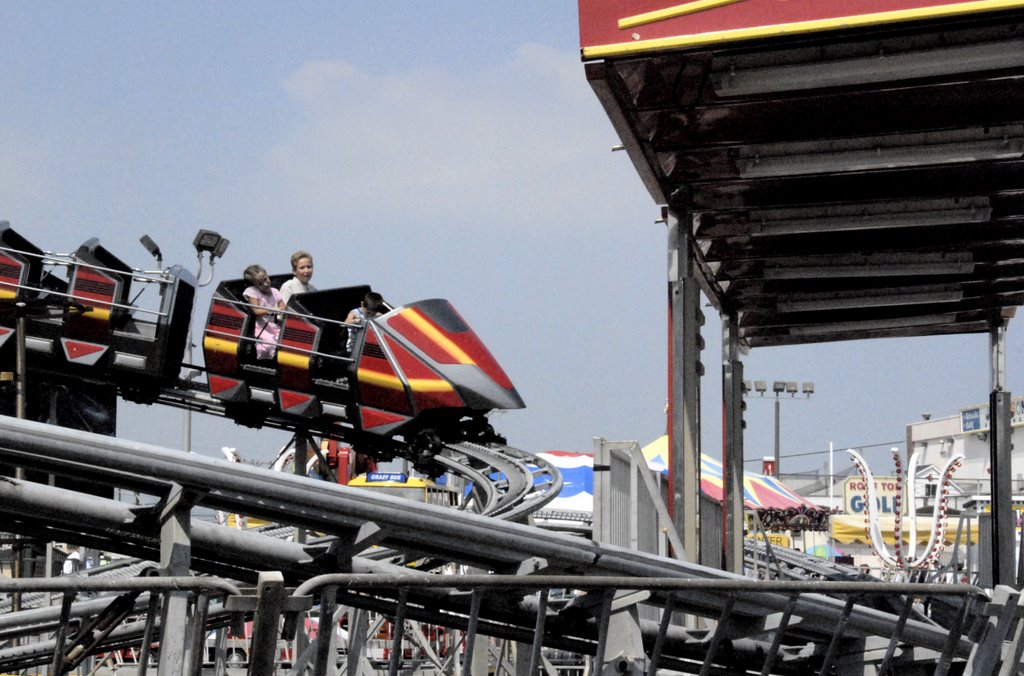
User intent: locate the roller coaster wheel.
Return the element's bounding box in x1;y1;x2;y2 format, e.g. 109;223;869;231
412;429;443;454
460;417;503;444
411;430;445;478
224;403;267;430
121;386;159;405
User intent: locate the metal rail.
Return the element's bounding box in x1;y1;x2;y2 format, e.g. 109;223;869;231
744;539;864;581
0;569;1004;675
147;379;559;507
439;441;563;520
0;416;988;667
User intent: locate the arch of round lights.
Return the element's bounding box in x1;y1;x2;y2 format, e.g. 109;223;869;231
847;448;964;579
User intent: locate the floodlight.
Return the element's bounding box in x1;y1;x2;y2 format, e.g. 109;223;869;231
742;380;751;393
139;234;162;261
772;381;786;394
754;381;767;394
802;382;815;395
785;382;798;395
193;230;230;260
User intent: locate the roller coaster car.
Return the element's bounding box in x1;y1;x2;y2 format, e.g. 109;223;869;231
202;279;524;460
0;224;196;403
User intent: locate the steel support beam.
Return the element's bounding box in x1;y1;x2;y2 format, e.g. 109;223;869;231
247;571;286;676
668;208;701;563
157;502;191;676
722;311;744;573
294;433;310;545
598;592;646;675
989;318;1015;588
966;585;1020;674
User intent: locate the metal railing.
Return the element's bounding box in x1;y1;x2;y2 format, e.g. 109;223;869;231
2;572;1003;675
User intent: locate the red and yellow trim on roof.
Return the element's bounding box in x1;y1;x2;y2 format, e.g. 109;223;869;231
582;0;1024;59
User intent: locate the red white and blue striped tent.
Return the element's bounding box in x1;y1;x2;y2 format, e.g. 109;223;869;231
535;450;593;512
538;441;823;519
641;435;823;513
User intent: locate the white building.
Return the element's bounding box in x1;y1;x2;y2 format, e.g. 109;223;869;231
907;398;1024;510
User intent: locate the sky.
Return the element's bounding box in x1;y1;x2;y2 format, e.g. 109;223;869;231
1;2;1020;479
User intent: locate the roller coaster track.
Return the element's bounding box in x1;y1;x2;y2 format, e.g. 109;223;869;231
151;377;563;521
0;415;1004;674
437;441;562;521
144;373;564;522
744;539;864;582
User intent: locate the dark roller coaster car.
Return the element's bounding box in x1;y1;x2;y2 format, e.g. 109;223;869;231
0;225;523;466
0;224;196;403
202;278;524;463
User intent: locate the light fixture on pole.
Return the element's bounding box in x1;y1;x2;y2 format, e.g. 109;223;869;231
744;379;814;476
192;229;230;287
139;234;163;269
182;229;230;452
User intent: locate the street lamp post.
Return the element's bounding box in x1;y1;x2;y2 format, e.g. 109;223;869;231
744;380;815;476
141;230;230;453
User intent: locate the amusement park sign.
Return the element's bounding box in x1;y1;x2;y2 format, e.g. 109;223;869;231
960;396;1024;434
578;0;1024;57
843;476;902;515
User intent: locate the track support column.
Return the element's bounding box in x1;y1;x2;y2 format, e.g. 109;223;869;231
722;311;744;573
667;207;701;562
158;497;192;676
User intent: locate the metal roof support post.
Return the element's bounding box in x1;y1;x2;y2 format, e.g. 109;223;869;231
157;500;191;676
667;207;701;564
722;311;744;573
989;318;1015;588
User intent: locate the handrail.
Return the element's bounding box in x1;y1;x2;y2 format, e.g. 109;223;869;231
213;294;363;330
0;244;172;281
293;573;987;597
0;576;241;596
0;285;170;320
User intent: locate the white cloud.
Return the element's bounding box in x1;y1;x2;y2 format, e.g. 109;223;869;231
263;45;636;234
283;59;360;104
0;129;59;226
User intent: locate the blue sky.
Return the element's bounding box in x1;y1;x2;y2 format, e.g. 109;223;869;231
1;3;1018;478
